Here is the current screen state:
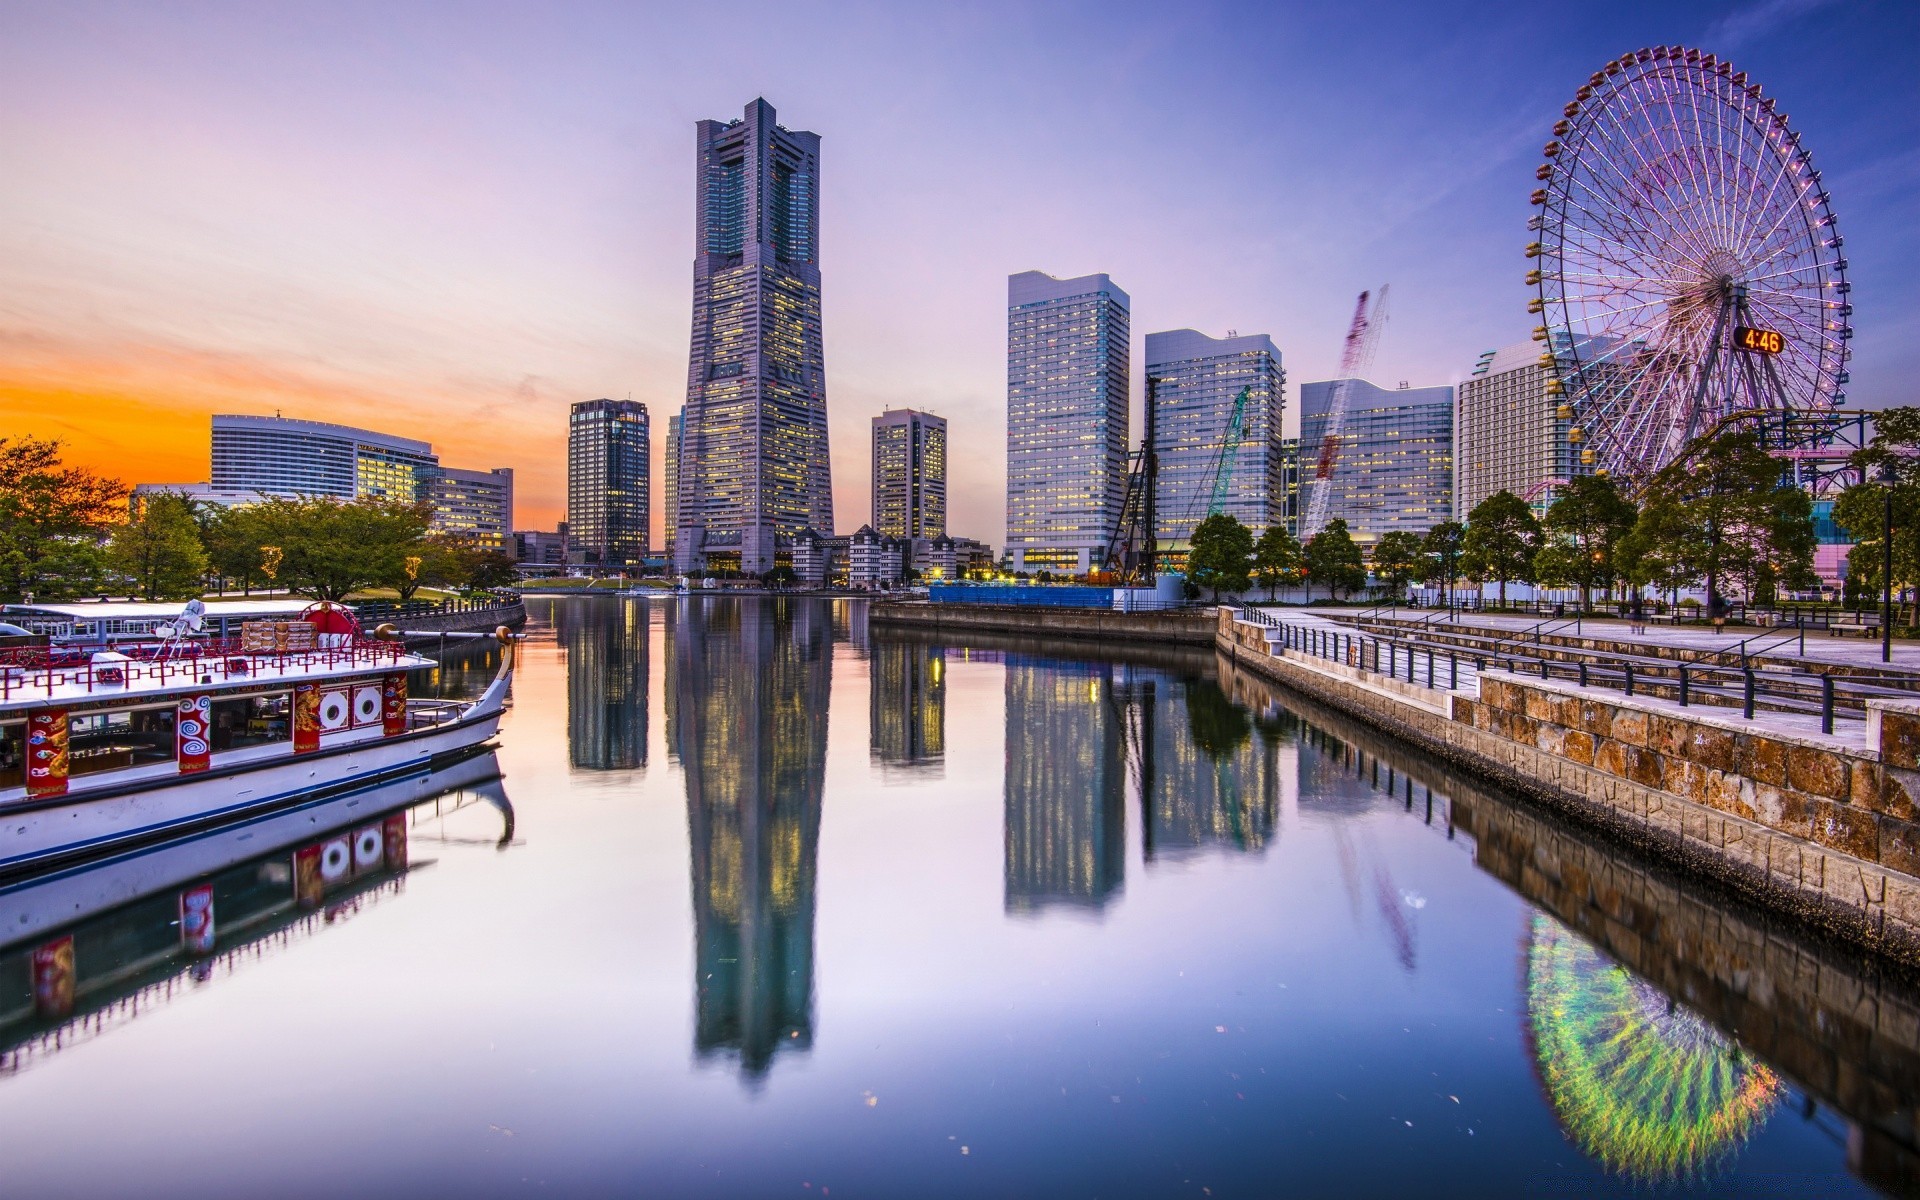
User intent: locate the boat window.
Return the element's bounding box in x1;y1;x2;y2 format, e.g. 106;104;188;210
69;707;177;776
211;693;291;752
0;723;22;789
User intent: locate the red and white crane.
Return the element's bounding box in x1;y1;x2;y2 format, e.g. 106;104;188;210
1300;286;1390;540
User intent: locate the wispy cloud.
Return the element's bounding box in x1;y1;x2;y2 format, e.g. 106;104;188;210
1702;0;1841;50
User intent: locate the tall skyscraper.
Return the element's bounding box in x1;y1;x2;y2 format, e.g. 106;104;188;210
211;414;437;502
676;99;833;575
1144;329;1286;552
663;410;682;554
1455;337;1583;517
1005;271;1130;574
1298;379;1453;546
567;399;650;568
871;408;947;540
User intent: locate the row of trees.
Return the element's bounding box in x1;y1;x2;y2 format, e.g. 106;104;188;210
0;437;516;604
1185;427;1851;610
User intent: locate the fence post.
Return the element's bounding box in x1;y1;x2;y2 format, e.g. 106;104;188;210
1450;654;1457;689
1578;662;1588;687
1743;669;1755;719
1678;666;1689;706
1821;676;1834;735
1624;663;1635;696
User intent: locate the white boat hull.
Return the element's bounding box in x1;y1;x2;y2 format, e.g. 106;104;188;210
0;699;502;877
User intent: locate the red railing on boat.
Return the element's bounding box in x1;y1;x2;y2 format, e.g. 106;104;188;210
0;638;412;703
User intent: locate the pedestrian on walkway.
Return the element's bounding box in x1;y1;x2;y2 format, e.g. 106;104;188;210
1629;599;1647;636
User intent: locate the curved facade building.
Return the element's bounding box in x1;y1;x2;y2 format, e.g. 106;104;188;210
210;414;437;503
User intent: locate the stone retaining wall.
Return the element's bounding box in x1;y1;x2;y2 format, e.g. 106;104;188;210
1215;607;1920;966
870;601;1217;646
385;602;526;636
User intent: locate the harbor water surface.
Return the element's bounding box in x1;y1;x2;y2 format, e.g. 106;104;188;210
0;596;1909;1198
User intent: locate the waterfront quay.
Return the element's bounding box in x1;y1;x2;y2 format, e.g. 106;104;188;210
1217;605;1920;968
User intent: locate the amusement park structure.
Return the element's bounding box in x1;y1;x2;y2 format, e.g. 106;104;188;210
1527;45;1851;494
1300;287;1389;540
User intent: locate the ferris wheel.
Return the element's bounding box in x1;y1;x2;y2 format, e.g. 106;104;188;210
1527;45;1851;483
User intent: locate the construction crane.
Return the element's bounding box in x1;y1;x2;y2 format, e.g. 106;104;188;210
1204;386;1253;520
1300;286;1390;540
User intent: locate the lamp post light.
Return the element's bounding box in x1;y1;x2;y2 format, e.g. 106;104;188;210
1884;459;1898;665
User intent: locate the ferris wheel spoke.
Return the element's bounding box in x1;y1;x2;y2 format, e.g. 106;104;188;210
1616;70;1723;261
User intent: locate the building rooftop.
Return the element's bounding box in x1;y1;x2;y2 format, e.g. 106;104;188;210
212;413;432;456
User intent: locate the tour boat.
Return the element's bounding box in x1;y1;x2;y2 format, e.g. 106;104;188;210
0;604;514;878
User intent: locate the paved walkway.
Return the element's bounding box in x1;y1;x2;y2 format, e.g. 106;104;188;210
1338;610;1920;672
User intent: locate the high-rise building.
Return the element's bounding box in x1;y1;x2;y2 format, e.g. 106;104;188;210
676;98;833;575
1005;271;1130;574
1144;329;1286;552
871;408;947;540
1297;379;1453;547
426;467;514;550
1455;337;1581;518
211;414;437;502
663;410;682;554
568;399;650;569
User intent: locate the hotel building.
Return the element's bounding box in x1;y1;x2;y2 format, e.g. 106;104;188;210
426;467;514;550
871;408;946;540
1297;379;1453;546
568;399;650;569
1005;271;1130;574
210;414;437;503
676;98;833;575
1455;337;1580;517
1144;329;1286;552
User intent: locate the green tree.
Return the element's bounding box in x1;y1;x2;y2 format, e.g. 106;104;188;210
1419;520;1465;607
244;496;432;601
1633;430;1817;616
1370;530;1424;597
1187;513;1255;600
1834;406;1920;617
1462;490;1542;608
1304;518;1366;601
200;504;270;593
1616;499;1693;605
0;437;128;602
1537;475;1638;611
1252;524;1303;600
106;493;209;600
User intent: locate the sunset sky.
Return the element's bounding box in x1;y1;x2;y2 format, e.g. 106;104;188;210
3;0;1915;539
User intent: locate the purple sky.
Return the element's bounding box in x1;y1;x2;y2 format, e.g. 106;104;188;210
2;0;1914;537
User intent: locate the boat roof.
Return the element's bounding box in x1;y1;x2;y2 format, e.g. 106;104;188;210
3;600;316;621
1;645;435;714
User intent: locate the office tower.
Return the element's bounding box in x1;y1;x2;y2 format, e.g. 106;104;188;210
1144;329;1286;552
677;98;833;575
1298;379;1453;546
557;598;648;771
871;408;947;539
427;467;514;550
211;414;437;502
1005;271;1130;574
1003;656;1126;913
663;410;682;554
869;639;945;779
568;399;650;568
672;598;830;1079
1455;337;1582;517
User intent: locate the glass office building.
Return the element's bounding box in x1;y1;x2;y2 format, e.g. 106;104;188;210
1144;329;1285;552
1297;379;1453;546
1005;271;1130;574
426;467;514;550
568;399;650;568
871;408;947;540
676;99;833;575
210;414;437;502
663;411;682;555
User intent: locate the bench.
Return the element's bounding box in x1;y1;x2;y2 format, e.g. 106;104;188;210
1831;617;1880;637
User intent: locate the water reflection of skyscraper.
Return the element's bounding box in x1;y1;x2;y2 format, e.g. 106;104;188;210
1003;657;1125;914
1141;674;1278;861
870;639;945;780
557;600;648;771
673;599;829;1080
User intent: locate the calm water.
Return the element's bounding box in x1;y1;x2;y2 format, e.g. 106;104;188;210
0;596;1911;1199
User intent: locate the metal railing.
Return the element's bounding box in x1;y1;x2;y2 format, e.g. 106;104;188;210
0;637;412;703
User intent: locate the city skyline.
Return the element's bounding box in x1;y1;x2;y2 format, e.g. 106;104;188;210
2;2;1915;542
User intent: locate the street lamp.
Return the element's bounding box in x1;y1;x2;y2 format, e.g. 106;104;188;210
1884;459;1898;665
